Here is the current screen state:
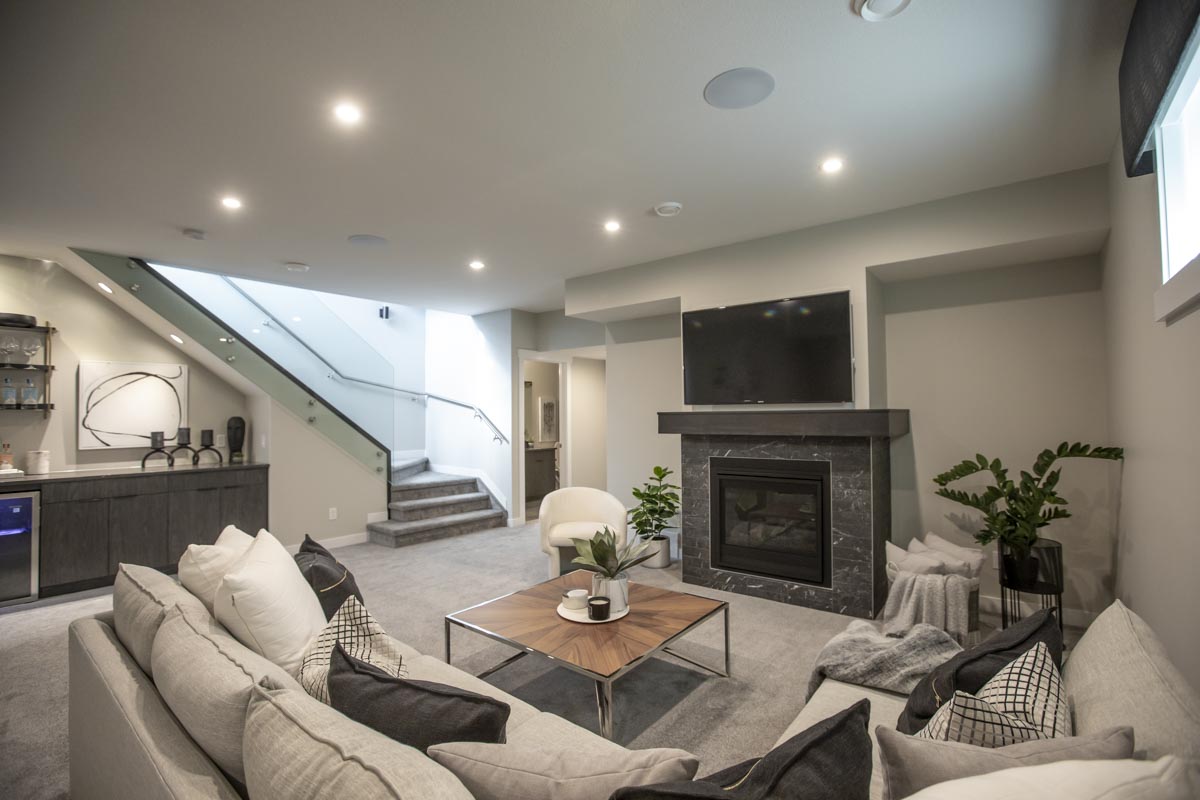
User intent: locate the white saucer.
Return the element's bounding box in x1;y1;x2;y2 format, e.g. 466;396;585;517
556;602;630;624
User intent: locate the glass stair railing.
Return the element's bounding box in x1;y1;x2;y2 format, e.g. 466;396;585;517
73;249;393;479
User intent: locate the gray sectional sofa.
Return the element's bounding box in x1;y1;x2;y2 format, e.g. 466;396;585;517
70;563;1200;799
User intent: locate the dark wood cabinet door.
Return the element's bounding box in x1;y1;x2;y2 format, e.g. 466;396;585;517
40;499;109;587
167;487;224;563
221;484;268;535
108;492;170;572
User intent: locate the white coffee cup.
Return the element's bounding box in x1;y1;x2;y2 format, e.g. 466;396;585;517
562;588;589;610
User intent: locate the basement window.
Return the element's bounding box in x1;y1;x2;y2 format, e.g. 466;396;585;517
1154;33;1200;321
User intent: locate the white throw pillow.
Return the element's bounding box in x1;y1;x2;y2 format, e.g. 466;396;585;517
918;642;1071;747
214;529;326;675
908;539;973;577
922;532;987;578
904;756;1200;800
178;525;255;612
886;541;946;577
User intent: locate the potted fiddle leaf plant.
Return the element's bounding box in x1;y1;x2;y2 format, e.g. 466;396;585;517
630;466;681;569
933;441;1123;588
571;526;655;614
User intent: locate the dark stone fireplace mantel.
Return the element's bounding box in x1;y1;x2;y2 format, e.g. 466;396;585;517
658;409;910;439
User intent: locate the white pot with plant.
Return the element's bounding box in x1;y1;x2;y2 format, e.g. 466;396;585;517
570;527;655;614
630;466;681;569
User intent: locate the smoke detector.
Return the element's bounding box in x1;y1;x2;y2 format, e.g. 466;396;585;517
654;202;683;218
284;262;310;273
854;0;911;21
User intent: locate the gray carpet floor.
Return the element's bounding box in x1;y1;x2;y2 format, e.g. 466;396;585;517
0;522;853;799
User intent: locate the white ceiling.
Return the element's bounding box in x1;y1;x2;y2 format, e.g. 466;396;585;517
0;0;1133;315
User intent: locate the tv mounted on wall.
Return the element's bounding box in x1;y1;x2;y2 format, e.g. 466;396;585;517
682;290;853;405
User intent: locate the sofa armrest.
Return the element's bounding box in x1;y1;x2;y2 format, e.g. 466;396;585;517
69;616;241;800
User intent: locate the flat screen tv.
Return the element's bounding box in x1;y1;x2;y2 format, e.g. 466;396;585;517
682;291;853;405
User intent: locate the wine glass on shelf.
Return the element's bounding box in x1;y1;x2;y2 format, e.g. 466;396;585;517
21;336;41;359
0;336;20;359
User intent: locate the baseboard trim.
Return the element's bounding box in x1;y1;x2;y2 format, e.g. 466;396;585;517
507;516;522;527
366;510;388;524
978;594;1098;629
285;531;369;553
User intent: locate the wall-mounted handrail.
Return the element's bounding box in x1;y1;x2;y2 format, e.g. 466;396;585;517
220;277;509;445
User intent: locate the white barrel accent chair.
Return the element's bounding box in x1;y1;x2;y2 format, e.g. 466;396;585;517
538;487;628;578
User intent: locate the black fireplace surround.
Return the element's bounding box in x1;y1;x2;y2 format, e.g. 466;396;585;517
710;457;831;587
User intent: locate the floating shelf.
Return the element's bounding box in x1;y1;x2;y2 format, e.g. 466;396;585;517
0;403;55;411
0;363;53;371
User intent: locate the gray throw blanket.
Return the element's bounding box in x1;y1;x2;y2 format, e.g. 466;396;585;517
807;620;962;700
882;571;973;645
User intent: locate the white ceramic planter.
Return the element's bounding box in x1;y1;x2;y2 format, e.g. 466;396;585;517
644;536;671;568
590;572;630;614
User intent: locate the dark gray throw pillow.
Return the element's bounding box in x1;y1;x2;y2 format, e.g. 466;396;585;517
896;608;1062;735
609;699;871;800
327;644;510;753
294;534;365;620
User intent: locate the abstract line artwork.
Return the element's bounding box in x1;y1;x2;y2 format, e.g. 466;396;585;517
78;361;189;450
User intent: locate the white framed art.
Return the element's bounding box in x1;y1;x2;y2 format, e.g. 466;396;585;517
78;361;189;450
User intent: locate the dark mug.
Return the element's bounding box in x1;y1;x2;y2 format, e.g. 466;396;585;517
587;596;611;621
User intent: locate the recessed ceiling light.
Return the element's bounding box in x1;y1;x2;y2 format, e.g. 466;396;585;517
333;101;363;126
654;202;683;218
703;67;775;110
291;316;302;323
604;219;621;233
169;334;183;344
347;233;388;246
251;328;261;334
97;282;113;294
820;157;845;175
854;0;911;21
468;260;486;271
221;195;243;210
284;262;310;273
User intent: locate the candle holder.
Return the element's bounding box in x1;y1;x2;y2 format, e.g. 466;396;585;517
194;428;224;465
169;426;198;466
141;430;175;468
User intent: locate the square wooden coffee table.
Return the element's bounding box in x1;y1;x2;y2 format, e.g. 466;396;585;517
445;570;730;739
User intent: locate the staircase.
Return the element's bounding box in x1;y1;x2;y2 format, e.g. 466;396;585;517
367;457;507;547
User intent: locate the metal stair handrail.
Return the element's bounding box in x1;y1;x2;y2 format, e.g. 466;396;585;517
221;277;509;445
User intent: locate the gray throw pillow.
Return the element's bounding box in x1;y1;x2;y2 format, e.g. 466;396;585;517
876;726;1134;800
427;742;699;800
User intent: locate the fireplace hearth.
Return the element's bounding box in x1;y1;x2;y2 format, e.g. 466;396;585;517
659;410;910;619
710;457;831;586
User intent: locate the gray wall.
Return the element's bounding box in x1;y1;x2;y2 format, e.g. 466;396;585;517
604;315;682;507
1102;145;1200;689
883;258;1115;615
0;255;247;471
568;357;607;490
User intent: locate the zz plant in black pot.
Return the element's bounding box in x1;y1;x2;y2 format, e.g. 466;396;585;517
630;466;681;569
934;442;1123;587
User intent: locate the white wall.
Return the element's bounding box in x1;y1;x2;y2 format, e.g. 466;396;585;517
0;255;247;471
567;166;1110;408
252;398;388;548
425;309;518;511
884;258;1114;614
605;315;683;507
1102;144;1200;689
316;292;426;457
569;357;606;490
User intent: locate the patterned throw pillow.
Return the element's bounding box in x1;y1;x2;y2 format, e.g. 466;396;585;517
298;595;406;704
917;642;1070;747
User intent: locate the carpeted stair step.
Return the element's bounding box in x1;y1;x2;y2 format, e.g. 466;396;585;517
389;492;491;521
390;472;479;501
390;456;430;482
367;508;507;548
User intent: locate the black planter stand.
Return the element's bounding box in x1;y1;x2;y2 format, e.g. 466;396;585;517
1000;538;1064;631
